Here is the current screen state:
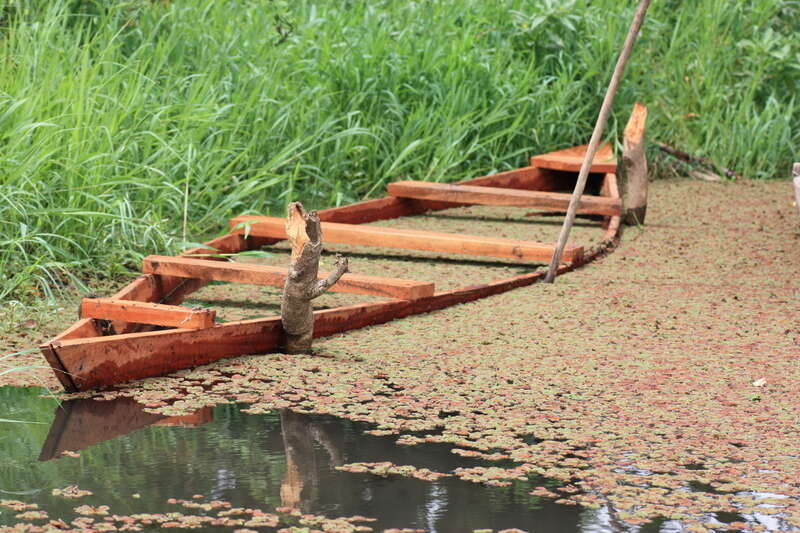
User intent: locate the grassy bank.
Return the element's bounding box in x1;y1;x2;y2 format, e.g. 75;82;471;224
1;0;798;301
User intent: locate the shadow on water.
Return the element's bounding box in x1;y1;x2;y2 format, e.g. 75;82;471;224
1;386;636;532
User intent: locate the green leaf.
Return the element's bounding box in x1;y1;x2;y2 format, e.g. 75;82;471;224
178;241;218;251
231;220;256;240
233;250;276;258
0;418;46;425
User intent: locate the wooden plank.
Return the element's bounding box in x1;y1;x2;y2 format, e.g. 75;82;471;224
531;142;617;173
387;181;622;216
142;256;435;300
51;299;418;390
81;298;216;329
52;318;286;391
39;343;77;392
230;216;584;264
316;166;562;224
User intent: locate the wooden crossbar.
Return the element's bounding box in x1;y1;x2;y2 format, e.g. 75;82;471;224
229;216;584;263
143;256;435;300
387;181;621;216
81;298;215;329
531;143;617;173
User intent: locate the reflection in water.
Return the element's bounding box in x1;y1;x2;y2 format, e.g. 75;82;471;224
39;396;213;461
3;387;590;531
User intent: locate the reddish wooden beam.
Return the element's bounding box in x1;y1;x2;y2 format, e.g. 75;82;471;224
316;166;562;224
230;216;584;264
143;255;435;300
531;142;617;173
387;181;622;216
81;298;216;330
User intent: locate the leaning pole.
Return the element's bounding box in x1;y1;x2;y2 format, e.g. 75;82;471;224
545;0;652;283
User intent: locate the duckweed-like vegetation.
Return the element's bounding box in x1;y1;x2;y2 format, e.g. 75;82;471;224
3;178;799;531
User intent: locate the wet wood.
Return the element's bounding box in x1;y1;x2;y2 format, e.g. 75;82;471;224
51;317;286;391
531;143;617;173
621;102;649;225
39;343;77;392
143;255;434;300
387;180;622;216
81;298;216;329
230;216;584;264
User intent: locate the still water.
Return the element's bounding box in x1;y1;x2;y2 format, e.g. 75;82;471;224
1;386;632;532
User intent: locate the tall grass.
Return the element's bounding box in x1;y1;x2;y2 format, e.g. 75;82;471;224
0;0;797;300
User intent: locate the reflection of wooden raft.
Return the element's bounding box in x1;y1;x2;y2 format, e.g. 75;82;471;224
38;397;212;461
40;106;646;392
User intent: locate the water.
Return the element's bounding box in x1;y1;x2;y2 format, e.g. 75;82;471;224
0;386;636;531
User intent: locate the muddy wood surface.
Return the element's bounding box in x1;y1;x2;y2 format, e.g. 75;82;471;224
2;178;799;530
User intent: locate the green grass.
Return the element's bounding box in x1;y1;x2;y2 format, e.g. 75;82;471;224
0;0;798;301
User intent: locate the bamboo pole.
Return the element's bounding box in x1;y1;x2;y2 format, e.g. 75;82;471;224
544;0;652;283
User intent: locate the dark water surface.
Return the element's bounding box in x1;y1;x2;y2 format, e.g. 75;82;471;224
1;386;626;531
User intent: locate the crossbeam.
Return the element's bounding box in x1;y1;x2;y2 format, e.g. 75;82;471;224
387;181;621;216
229;216;584;263
143;256;435;300
531;142;617;173
81;298;216;329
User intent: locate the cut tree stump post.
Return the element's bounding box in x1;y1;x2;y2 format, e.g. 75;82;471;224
280;202;348;353
622;102;649;225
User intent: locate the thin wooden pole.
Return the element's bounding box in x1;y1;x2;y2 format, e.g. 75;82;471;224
544;0;651;283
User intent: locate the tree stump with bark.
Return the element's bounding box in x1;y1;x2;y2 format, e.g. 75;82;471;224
621;102;649;225
280;202;348;353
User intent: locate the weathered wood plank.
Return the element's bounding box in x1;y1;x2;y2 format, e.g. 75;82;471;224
387;180;622;216
229;216;584;264
143;255;434;300
81;298;216;329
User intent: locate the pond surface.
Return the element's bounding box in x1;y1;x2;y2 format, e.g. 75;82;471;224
1;386;635;531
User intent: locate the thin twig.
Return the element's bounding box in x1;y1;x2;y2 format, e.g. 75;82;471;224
544;0;651;284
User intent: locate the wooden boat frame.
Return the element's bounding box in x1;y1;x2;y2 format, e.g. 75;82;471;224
41;143;627;392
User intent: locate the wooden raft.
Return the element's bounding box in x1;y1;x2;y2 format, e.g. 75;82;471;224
40;140;629;392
